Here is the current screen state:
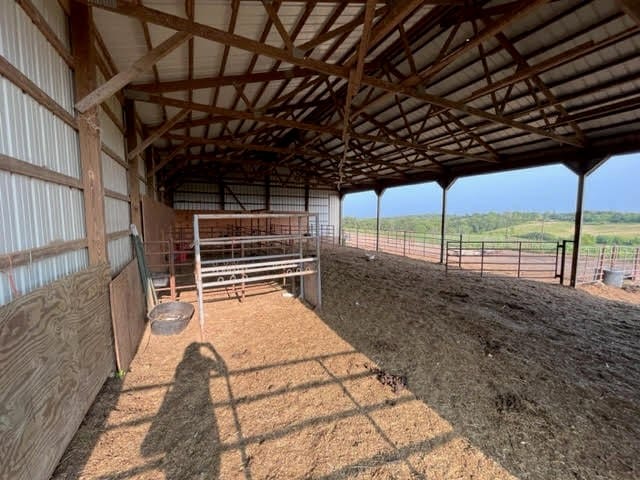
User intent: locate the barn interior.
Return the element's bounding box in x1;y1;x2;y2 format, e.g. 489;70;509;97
1;1;640;479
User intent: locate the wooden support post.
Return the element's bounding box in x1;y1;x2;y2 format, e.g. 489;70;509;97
375;187;384;252
570;172;585;287
565;158;608;287
437;176;456;264
125;99;142;233
70;2;108;266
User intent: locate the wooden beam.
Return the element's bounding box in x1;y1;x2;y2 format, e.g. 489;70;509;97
70;1;108;266
94;1;580;147
296;5;388;52
75;30;192;112
128;108;189;159
149;142;190;176
0;55;76;128
0;238;88;270
127;92;499;162
0;153;83;190
16;0;74;66
261;0;295;52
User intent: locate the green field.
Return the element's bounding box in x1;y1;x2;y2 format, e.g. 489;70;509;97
343;211;640;246
482;221;640;244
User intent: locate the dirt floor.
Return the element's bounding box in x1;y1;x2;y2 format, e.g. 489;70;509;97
53;246;640;480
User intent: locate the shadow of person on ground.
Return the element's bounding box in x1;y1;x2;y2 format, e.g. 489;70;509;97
141;342;223;480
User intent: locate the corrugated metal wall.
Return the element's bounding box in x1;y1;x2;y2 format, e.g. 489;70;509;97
0;1;87;305
173;182;221;210
97;72;132;273
173;181;340;234
0;0;146;303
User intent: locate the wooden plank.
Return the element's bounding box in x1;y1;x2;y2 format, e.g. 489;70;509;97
0;153;83;189
109;260;146;371
105;188;130;203
71;2;108;266
0;264;113;480
0;54;76;128
0;238;88;270
75;31;192;112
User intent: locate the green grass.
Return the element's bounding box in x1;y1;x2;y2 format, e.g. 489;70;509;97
481;221;640;242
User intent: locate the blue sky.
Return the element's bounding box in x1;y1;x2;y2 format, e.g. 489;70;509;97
344;154;640;218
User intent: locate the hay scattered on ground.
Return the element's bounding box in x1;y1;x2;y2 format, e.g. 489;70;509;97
53;246;640;480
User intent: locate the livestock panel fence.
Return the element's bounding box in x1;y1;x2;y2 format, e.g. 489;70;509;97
343;228;640;285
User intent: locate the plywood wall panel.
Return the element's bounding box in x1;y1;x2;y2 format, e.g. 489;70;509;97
0;264;114;480
109;260;145;372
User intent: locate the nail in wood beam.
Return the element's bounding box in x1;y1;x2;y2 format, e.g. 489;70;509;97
75;30;191;113
70;1;108;265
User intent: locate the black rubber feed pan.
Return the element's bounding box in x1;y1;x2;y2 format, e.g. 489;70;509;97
148;302;194;336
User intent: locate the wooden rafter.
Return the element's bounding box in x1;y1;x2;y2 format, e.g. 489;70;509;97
75;30;192;112
128;108;189;160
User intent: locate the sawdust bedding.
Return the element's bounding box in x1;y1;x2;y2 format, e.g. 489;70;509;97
53;246;640;479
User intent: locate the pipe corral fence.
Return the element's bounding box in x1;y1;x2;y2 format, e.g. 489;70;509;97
343;228;640;286
144;223;335;300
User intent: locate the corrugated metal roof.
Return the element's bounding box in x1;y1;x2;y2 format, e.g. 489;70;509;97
87;0;640;192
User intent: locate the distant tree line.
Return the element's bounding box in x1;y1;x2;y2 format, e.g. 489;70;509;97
343;211;640;246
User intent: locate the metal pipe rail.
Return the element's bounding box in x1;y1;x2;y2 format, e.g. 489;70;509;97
193;212;322;339
445;239;571;284
201;257;317;276
199;233;315;246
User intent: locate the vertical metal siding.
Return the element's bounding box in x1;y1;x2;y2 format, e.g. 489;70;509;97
99;107;126;160
308;189;329;227
225;183;265;210
104;197;131;234
30;0;69;50
173;182;221;210
0;1;90;305
0;172;86;254
0;248;88;306
101;151;128;195
328;192;340;230
271;185;305;212
107;236;133;275
0;1;74;112
0;78;80;178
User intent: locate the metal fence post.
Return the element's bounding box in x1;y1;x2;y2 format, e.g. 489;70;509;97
480;241;485;277
356;227;359;248
560;240;567;285
517;241;522;278
459;234;463;269
403;231;407;256
633;247;640;281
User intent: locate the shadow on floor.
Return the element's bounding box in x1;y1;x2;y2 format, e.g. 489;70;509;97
141;342;224;480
